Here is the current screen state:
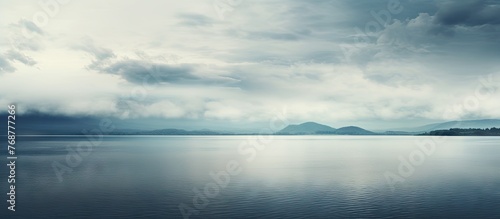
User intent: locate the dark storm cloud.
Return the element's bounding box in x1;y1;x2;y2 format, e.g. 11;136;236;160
435;0;500;26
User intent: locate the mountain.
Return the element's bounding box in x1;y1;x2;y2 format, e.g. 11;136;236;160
277;122;375;135
394;119;500;133
334;126;375;135
277;122;336;134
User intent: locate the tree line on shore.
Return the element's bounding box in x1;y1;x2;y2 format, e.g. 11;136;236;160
421;128;500;136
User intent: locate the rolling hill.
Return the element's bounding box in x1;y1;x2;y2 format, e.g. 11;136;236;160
277;122;374;135
334;126;375;135
277;122;336;134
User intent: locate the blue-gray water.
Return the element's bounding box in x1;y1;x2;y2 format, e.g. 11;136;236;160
1;136;500;218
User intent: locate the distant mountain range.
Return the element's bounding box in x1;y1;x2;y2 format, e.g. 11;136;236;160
107;119;500;136
276;122;374;135
278;119;500;135
275;119;500;135
4;113;500;136
110;122;376;135
126;119;500;136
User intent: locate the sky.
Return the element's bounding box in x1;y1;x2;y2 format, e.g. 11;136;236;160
0;0;500;131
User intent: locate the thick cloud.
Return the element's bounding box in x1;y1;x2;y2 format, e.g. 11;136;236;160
435;0;500;26
76;40;237;86
1;0;500;130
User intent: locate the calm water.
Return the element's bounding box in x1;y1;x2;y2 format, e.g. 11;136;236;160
1;136;500;218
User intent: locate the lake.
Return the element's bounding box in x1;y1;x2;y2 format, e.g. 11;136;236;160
1;136;500;218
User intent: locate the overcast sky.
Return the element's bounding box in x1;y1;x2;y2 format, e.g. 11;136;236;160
1;0;499;130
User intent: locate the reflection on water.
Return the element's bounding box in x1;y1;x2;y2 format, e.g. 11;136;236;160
1;136;500;218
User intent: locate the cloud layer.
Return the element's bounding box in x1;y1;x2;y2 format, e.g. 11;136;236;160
1;0;499;129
